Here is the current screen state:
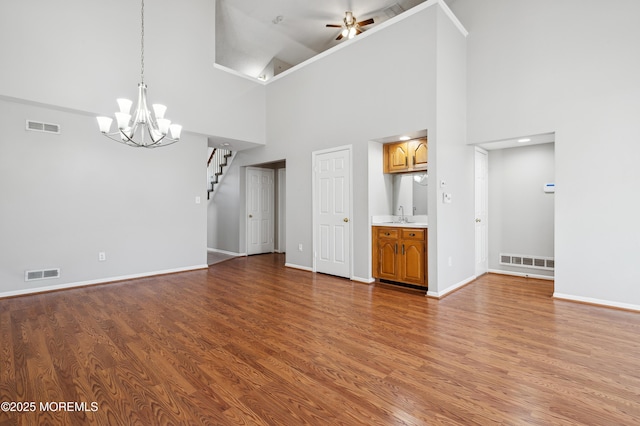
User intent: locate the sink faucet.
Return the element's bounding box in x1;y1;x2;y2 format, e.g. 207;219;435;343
398;206;406;223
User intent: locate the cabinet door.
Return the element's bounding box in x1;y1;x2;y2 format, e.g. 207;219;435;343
377;239;399;280
410;138;428;171
400;240;425;285
385;142;409;173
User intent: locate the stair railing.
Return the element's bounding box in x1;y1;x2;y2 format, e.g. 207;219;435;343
207;148;233;199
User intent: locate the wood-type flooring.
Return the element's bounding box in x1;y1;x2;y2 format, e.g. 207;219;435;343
1;253;640;425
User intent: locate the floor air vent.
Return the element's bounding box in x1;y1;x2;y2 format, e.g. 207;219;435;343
26;120;61;134
500;253;554;270
25;268;60;282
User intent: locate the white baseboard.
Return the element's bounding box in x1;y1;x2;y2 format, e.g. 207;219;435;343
207;248;244;256
351;276;375;284
553;293;640;312
0;264;209;299
488;268;555;281
427;275;476;299
284;263;313;272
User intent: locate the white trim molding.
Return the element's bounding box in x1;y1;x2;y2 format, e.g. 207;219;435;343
427;275;476;299
488;269;555;281
0;265;208;300
553;293;640;313
285;263;313;272
352;276;375;284
207;247;244;256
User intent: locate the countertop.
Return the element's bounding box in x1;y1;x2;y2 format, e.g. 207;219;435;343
372;222;428;228
371;215;428;228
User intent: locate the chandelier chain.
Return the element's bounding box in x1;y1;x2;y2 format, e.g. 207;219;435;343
140;0;145;83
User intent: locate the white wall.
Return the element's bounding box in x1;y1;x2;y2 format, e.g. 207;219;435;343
431;5;472;295
210;4;441;282
0;0;270;296
0;0;266;143
368;142;394;218
0;99;207;296
209;2;471;294
488;143;555;277
450;0;640;308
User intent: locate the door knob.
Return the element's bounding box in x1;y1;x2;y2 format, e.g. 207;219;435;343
343;218;349;222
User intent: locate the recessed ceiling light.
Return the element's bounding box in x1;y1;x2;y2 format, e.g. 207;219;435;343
517;138;531;143
399;136;411;141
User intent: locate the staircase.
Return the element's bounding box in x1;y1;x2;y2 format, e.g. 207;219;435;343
207;148;233;199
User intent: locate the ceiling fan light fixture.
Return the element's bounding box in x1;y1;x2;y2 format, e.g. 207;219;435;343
348;27;356;39
345;11;354;25
341;28;349;37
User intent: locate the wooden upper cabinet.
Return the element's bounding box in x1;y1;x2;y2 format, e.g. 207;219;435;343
384;142;409;173
411;138;428;171
383;138;427;174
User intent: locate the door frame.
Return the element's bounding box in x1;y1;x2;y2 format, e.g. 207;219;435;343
474;147;489;276
245;166;275;256
311;145;354;278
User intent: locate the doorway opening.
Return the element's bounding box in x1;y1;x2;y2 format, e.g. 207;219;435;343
244;160;286;259
474;132;555;281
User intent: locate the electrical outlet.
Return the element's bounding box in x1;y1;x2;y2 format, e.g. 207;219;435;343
98;252;106;262
195;196;201;204
298;244;303;252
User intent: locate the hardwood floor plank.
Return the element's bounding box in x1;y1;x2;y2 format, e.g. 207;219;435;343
2;254;640;424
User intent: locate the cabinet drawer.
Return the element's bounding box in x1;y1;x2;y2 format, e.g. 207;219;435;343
402;229;425;240
375;228;399;239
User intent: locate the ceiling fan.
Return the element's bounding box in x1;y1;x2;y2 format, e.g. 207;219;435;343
326;11;375;41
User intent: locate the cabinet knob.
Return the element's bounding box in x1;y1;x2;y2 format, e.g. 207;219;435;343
409;233;415;236
385;232;390;236
249;214;253;218
475;218;481;223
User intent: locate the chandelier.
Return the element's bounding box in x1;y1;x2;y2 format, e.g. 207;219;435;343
96;0;181;148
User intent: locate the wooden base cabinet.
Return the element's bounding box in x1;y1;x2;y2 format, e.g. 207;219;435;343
372;226;427;287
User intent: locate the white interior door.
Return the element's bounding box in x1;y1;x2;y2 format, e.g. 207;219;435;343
246;167;274;255
313;147;351;278
475;147;489;276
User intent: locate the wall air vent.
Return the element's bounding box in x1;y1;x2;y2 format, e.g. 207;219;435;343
499;253;554;271
25;268;60;282
26;120;60;134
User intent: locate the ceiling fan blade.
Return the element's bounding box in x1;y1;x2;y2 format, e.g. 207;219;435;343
355;27;364;35
357;18;375;26
336;33;344;41
326;24;342;28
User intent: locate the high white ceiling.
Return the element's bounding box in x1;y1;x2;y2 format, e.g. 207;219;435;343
215;0;430;79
